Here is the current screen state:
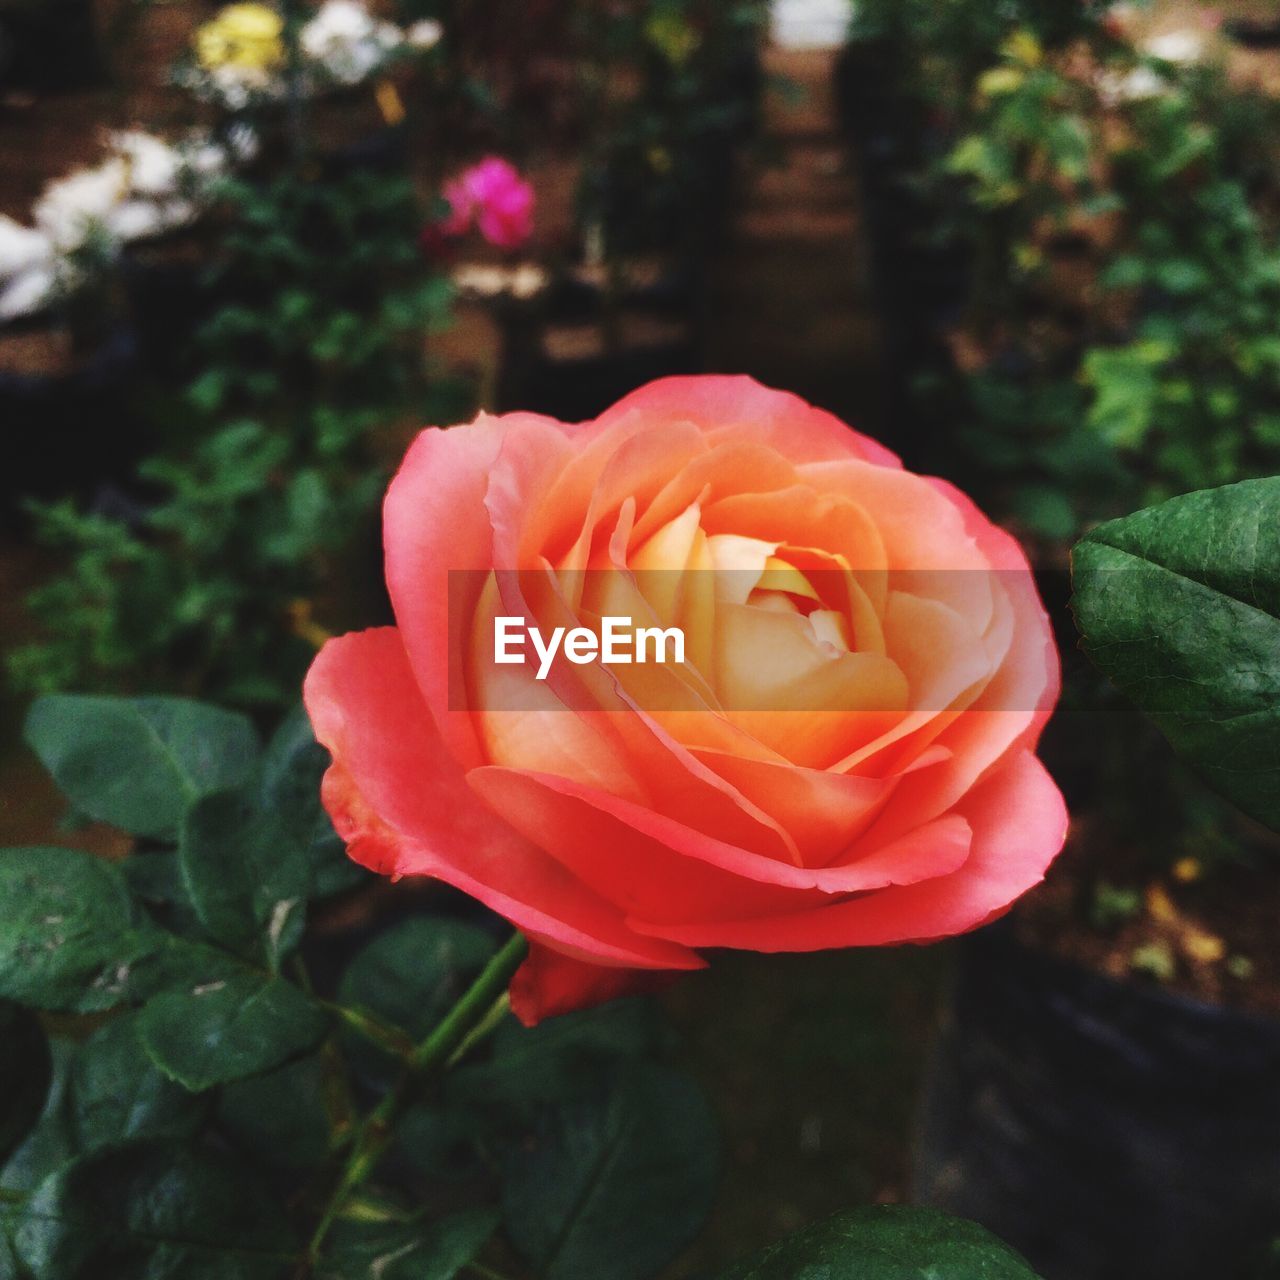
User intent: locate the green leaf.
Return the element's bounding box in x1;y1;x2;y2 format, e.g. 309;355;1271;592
217;1055;334;1172
502;1063;719;1280
11;1142;295;1279
179;790;310;965
24;696;259;838
450;998;670;1113
394;1103;492;1182
0;1004;51;1168
138;971;328;1091
1072;478;1280;832
258;705;366;898
0;847;153;1012
705;1206;1043;1279
338;919;497;1079
320;1208;499;1280
69;1016;206;1151
1082;346;1162;449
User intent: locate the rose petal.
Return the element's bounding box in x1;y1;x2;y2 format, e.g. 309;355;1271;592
625;750;1065;949
510;942;680;1026
594;374;902;468
304;627;703;972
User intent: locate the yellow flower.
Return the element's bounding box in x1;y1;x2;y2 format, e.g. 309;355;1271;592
978;66;1026;98
1001;29;1043;69
195;4;285;73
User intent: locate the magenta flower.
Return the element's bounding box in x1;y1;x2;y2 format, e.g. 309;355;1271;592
440;156;535;251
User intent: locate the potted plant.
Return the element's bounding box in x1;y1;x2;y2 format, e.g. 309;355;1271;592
915;479;1280;1280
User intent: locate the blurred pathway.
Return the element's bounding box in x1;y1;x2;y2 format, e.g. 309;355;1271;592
705;41;886;438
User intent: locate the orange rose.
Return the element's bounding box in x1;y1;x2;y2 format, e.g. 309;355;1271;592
304;376;1065;1023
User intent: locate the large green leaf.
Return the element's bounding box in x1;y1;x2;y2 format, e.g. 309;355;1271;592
258;704;366;898
11;1142;295;1279
178;790;311;965
138;971;328;1091
69;1015;206;1152
705;1206;1043;1279
319;1208;499;1280
0;1004;50;1169
1072;477;1280;832
0;847;153;1012
24;695;259;838
502;1063;719;1280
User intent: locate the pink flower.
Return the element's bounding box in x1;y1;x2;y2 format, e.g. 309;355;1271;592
440;156;534;251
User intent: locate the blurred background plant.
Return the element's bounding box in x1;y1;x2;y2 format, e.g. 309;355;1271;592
3;0;771;707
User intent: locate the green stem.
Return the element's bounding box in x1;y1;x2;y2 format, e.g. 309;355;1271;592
465;1263;513;1280
302;931;528;1271
322;1001;416;1062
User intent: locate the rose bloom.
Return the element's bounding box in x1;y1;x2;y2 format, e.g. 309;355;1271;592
305;377;1065;1024
440;157;535;251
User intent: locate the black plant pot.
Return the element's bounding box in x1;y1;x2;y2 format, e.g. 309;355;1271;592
1;325;145;525
914;924;1280;1280
833;38;900;139
121;241;218;380
1224;19;1280;50
320;123;409;180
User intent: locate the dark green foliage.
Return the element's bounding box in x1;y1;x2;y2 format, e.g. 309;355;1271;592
502;1063;720;1280
1072;478;1280;834
9;170;458;707
0;695;736;1279
706;1205;1043;1280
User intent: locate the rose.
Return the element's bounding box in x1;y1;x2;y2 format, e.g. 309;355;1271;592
305;376;1066;1024
439;157;535;251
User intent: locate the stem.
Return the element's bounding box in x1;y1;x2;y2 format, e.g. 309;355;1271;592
446;991;511;1069
322;1001;416;1062
301;931;527;1271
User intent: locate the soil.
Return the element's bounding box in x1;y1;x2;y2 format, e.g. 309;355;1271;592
0;325;74;375
1014;812;1280;1019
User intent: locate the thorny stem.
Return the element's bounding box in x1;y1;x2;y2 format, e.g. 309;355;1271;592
299;931;528;1274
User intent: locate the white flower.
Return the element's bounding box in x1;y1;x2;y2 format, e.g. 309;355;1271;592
0;263;58;321
406;18;442;49
185;124;259;181
1144;30;1204;64
34;158;131;254
110;130;185;198
225;123;261;163
180;60;282;108
0;214;54;280
300;0;401;85
1098;64;1169;105
106;197;197;243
